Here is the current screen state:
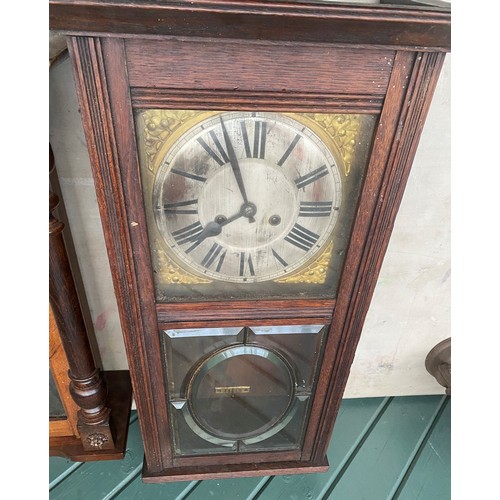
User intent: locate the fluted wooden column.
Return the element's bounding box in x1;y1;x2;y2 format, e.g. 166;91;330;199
49;146;115;451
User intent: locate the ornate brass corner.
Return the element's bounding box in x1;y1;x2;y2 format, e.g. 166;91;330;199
299;113;362;177
141;110;215;173
275;241;333;284
155;241;212;284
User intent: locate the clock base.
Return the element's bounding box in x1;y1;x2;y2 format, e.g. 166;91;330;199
141;457;329;483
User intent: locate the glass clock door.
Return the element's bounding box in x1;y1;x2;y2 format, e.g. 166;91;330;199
162;324;327;456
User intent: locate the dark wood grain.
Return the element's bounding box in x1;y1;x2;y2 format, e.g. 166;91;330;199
49;148;133;460
300;50;417;462
49;0;450;51
99;36;188;470
156;298;335;325
131;88;385;114
125;39;394;96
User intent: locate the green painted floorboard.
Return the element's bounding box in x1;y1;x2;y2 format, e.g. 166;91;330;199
395;398;451;500
326;395;445;500
257;397;390;500
184;475;271;499
116;474;199;499
49;396;451;499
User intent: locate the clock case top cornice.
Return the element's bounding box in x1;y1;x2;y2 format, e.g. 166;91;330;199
49;0;451;52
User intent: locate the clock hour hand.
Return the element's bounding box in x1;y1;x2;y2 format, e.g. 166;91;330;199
193;221;223;246
193;203;256;246
216;203;257;229
219;116;255;223
191;212;241;247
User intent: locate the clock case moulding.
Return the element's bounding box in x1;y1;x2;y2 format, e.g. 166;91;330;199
49;0;451;483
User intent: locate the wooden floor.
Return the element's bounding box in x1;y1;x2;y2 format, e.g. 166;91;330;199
49;395;450;499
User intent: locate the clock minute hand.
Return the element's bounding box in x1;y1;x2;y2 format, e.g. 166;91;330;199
219;116;255;223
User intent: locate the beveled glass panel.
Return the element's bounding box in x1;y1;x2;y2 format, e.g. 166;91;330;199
162;324;327;456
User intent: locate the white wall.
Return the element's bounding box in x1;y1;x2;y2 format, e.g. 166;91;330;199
49;52;450;398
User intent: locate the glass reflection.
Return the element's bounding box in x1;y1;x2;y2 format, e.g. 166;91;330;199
162;324;328;455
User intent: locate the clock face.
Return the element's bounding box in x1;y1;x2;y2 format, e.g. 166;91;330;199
152;112;342;283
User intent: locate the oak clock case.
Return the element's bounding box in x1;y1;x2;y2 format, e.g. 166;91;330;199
50;0;450;484
136;110;375;302
136;110;375;457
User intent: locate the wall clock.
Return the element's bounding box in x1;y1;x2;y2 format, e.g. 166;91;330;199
50;0;450;483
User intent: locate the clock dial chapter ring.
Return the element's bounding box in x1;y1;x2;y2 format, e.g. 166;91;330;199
154;111;342;283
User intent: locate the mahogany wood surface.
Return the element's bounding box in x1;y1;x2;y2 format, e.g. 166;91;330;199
49;192;97;383
173;449;302;468
50;0;450;51
53;0;450;482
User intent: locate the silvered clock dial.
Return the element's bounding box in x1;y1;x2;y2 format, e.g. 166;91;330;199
152;111;342;283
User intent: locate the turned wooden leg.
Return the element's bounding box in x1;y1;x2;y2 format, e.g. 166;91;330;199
49;147;116;452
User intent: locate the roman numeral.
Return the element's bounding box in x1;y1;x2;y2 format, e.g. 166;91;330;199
162;199;198;214
272;249;288;267
299;201;333;217
197;131;229;166
171;168;207;183
295;165;329;189
201;243;226;271
239;252;256;277
172;221;203;248
284;223;320;251
215;249;226;273
277;134;301;166
241;120;267;159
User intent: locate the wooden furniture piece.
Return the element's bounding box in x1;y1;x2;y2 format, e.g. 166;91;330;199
49;146;133;461
49;0;450;481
